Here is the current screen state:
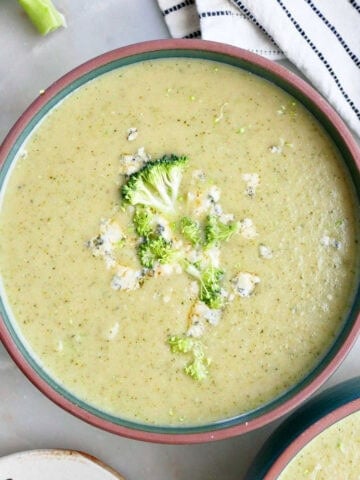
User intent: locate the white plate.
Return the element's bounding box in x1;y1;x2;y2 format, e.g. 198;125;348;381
0;449;125;479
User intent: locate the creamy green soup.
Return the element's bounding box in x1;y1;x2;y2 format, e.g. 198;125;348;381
279;410;360;480
0;59;358;425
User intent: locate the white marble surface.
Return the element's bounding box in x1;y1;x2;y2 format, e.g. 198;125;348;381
0;1;359;479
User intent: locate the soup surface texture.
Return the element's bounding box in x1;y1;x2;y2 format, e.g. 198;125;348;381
278;410;360;479
0;59;358;426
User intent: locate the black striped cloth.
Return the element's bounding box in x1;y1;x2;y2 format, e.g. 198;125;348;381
158;0;360;136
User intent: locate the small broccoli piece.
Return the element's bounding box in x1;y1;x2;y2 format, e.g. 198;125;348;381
114;239;125;249
187;263;224;309
138;235;174;268
179;216;202;245
200;266;224;309
121;154;188;214
204;215;237;247
168;335;194;353
184;345;210;381
133;206;153;237
168;336;210;381
185;357;209;381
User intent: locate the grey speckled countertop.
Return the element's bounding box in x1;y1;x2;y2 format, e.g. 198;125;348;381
0;2;359;479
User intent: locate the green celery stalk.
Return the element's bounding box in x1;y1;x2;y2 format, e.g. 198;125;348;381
18;0;66;35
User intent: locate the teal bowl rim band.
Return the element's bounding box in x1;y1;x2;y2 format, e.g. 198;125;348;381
0;39;359;443
245;376;360;479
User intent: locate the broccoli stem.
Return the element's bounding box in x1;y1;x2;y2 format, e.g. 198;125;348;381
18;0;66;35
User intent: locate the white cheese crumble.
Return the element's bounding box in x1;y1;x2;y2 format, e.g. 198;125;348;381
119;147;150;175
203;246;221;268
189;281;199;296
239;218;258;239
111;266;143;291
208;185;221;203
126;127;138;141
185;247;202;264
195;301;222;326
320;235;342;249
192;169;206;181
189;185;223;217
269;138;285;154
219;212;235;223
242;173;259;197
259;244;273;259
232;272;260;297
106;322;120;340
153;263;183;276
187;301;222;338
321;303;329;312
87;219;124;269
187;322;205;338
163;295;171;303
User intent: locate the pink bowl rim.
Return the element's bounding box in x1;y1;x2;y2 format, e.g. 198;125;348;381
264;397;360;478
0;38;359;444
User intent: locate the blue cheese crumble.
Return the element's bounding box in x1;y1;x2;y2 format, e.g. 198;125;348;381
106;322;120;340
188;185;222;217
87;219;124;269
111;266;144;291
259;244;273;259
187;301;222;338
242;173;259;197
126;127;138;142
232;272;260;297
239;218;258;239
119;147;150;175
320;235;342;250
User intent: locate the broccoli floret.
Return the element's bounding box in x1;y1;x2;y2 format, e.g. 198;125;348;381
168;335;194;353
133;206;153;237
168;335;210;381
204;215;237;247
187;263;224;309
184;345;210;381
138;235;174;269
179;216;202;245
184;357;209;381
200;266;224;309
121;154;188;214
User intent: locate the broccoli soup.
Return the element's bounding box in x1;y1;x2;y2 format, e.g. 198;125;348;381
279;410;360;479
0;59;358;426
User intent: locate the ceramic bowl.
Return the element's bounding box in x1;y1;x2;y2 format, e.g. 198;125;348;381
245;376;360;479
0;39;359;444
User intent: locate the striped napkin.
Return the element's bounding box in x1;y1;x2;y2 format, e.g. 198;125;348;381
158;0;360;137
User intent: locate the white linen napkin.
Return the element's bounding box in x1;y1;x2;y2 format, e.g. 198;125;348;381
158;0;360;136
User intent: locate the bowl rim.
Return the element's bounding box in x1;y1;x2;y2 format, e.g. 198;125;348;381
0;38;359;444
